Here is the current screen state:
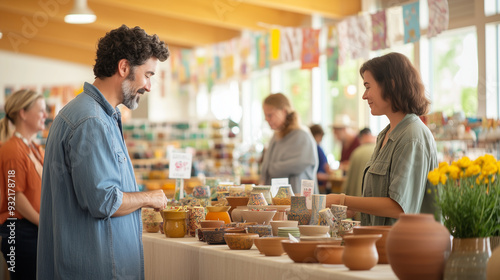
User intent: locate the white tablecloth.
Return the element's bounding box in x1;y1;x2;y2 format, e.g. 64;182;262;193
142;232;398;280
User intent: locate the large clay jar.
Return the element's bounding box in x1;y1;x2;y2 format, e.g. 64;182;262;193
444;237;491;280
487;245;500;280
287;196;311;225
386;213;451;280
343;234;382;270
161;210;187;238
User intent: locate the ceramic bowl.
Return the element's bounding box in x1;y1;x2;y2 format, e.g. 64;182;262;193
277;227;300;238
143;222;161;233
237;222;258;228
203;229;227;245
199;220;225;228
352;225;392;264
281;240;342;263
270;220;298;236
224;233;259;250
240;210;276;224
315;245;345;264
298;225;330;237
258;237;287;256
196;227;217;242
247;225;272;237
253;237;264;254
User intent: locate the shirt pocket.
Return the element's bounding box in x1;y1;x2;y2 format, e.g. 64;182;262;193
365;161;391;197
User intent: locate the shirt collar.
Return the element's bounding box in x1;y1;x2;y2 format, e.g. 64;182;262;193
83;82;117;117
385;114;419;140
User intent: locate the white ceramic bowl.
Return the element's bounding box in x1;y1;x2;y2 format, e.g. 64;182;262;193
298;225;330;237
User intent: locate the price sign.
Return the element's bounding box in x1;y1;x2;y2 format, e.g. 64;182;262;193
169;152;192;179
301;179;314;209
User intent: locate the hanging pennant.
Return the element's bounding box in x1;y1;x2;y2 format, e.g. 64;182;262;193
403;2;420;44
280;27;302;63
255;34;270;70
349;15;370;60
301;28;320;70
386;5;403;48
371;11;388;51
326;26;339;82
428;0;449;38
270;28;281;61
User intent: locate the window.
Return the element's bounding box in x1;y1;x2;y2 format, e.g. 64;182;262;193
486;23;500;118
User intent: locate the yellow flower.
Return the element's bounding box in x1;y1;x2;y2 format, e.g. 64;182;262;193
438;162;450;173
464;164;481;177
482;162;498;176
454;156;472;169
428;169;441;186
448;165;462;180
483;154;496;165
474;156;484;167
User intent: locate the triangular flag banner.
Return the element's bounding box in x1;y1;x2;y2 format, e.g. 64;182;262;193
371;11;388;50
428;0;449;38
270;28;281;61
386;6;403;48
255;34;270;70
403;2;420;44
337;19;349;65
301;28;320;69
280;27;302;63
326;26;339;82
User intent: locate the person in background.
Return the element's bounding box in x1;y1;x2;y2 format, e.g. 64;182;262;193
309;124;331;193
260;93;319;195
341;128;377;220
332;114;360;172
327;52;438;226
0;89;47;280
38;25;170;279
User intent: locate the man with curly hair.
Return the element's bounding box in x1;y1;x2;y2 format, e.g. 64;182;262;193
38;25;170;279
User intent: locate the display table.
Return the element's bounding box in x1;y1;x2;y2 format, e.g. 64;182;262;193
142;232;398;280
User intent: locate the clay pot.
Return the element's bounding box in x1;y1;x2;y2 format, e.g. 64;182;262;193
226;196;250;217
205;206;231;224
281;240;342;263
315;245;345;264
230;206;248;223
258;237;287;256
287;196;311;225
352;225;392;264
487;245;500;280
343;234;381;270
199;220;224;228
161;210;187;238
224;233;259;250
240;210;276;224
444;237;491;280
386;213;451;280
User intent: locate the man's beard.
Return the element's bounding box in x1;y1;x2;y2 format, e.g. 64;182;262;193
122;71;145;110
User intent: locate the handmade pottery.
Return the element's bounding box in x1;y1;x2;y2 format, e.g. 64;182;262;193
352;225;392;264
270;220;298;236
299;225;330;237
315;245;345;264
343;234;381;270
205;206;231;224
444;237;491;280
251;185;273;204
226;196;250;217
161;210;187;238
187;206;205;237
487;245;500;280
386;214;451;280
310;194;326;225
203;228;226;245
199;220;225;228
287;196;311;225
281;240;342;263
258;237;287;256
246;224;272;237
240;210;276;224
142;208;163;233
272;185;294;205
224;233;259;250
247;192;268;207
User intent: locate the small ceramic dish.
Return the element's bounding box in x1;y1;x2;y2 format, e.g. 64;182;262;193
224;233;259;250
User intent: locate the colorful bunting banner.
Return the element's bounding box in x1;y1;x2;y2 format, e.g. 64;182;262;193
301;28;320;69
255;34;270;70
326;26;339;81
270;29;281;61
428;0;449;38
371;11;388;51
403;2;420;44
280;27;302;63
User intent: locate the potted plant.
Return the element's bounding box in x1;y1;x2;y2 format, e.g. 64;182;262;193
428;154;500;280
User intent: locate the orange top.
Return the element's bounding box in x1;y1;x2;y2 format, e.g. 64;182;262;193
0;136;44;224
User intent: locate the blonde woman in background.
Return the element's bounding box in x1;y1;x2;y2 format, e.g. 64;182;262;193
260;93;319;194
0;89;47;280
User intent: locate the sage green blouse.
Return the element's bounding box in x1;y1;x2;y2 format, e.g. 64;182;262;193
361;114;438;226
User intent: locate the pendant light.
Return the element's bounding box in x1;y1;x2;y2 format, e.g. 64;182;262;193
64;0;96;24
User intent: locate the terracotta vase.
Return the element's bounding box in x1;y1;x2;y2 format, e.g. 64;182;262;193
444;237;491;280
287;196;311;225
386;213;451;280
352;225;392;264
226;196;249;216
343;234;381;270
487;245;500;280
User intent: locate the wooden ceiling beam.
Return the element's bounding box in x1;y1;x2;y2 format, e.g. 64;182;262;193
91;0;309;31
241;0;362;19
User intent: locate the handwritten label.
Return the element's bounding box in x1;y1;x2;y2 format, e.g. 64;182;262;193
169;152;192;179
301;179;314;209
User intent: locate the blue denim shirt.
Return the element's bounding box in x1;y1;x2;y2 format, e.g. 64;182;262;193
38;82;143;280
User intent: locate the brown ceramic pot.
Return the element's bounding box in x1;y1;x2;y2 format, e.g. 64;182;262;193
226;196;250;216
315;245;344;264
386;213;451;280
343;234;381;270
352;225;392;264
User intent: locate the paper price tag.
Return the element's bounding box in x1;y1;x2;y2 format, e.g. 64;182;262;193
271;178;288;197
301;179;314;209
169;152;192;179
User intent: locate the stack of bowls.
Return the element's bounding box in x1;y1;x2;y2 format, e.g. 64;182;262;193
277;227;300;238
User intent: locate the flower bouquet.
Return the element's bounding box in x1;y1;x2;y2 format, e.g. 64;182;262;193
428;154;500;238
